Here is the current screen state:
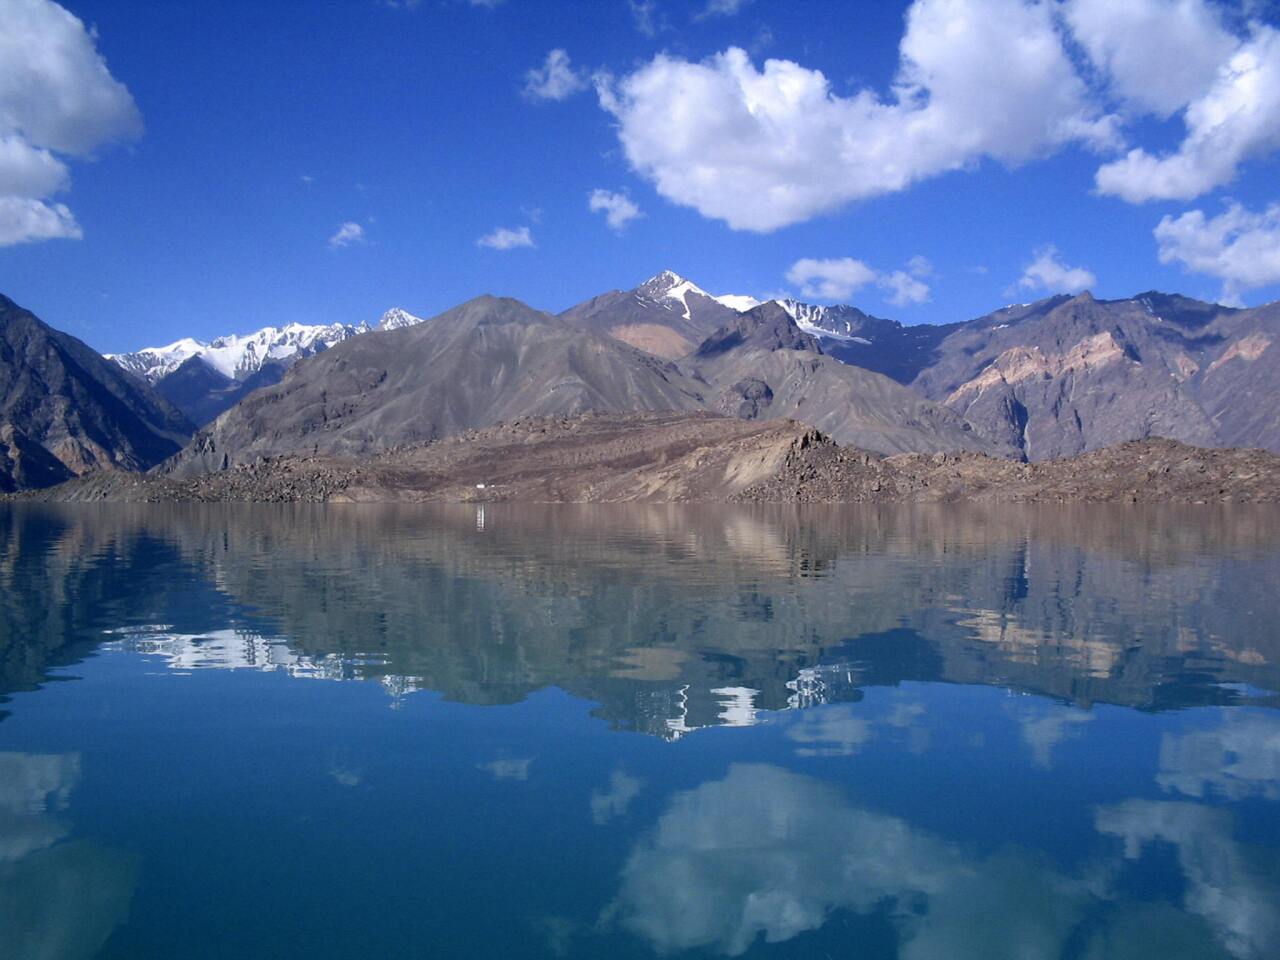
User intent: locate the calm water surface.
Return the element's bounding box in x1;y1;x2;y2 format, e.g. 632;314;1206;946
1;503;1278;959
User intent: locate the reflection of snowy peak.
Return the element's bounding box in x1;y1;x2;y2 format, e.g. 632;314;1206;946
109;319;374;383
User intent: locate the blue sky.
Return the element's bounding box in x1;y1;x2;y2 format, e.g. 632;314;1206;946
2;0;1279;353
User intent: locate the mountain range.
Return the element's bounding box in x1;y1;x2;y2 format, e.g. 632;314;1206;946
109;307;427;425
1;269;1277;494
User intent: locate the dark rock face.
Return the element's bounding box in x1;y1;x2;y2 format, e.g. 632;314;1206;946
695;301;823;358
0;295;193;490
778;300;962;383
909;292;1278;460
154;356;287;426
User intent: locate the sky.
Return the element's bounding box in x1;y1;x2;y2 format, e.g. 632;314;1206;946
2;0;1280;353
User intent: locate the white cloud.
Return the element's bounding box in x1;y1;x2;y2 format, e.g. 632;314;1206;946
477;224;534;250
0;195;81;245
327;221;365;249
0;0;141;246
1063;0;1239;119
598;0;1280;226
588;188;643;232
1095;25;1280;202
597;0;1115;232
1017;245;1097;294
787;255;933;305
786;257;877;301
629;0;663;36
1154;202;1280;305
697;0;751;18
523;49;587;102
880;270;931;306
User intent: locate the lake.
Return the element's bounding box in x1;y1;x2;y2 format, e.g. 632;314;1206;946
1;503;1278;959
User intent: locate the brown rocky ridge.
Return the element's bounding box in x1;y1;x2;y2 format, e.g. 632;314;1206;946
12;412;1279;504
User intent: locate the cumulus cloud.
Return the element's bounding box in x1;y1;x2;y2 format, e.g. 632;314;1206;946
328;221;365;249
477;224;534;250
597;0;1280;227
588;188;642;232
1154;202;1280;305
0;196;81;246
1094;25;1280;202
523;49;587;102
0;0;142;245
786;257;877;301
597;0;1115;232
1017;245;1097;295
880;270;931;306
786;255;933;305
1063;0;1239;119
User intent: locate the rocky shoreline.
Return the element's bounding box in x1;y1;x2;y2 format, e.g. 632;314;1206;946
8;413;1279;505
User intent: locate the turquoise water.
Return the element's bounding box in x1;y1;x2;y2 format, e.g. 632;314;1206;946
1;503;1278;959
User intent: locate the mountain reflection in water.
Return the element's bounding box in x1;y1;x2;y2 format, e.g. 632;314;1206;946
0;502;1276;959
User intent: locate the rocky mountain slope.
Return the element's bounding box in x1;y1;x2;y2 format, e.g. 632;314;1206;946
776;299;963;384
559;270;740;359
0;295;193;491
163;295;1008;475
166;296;709;476
688;301;1011;456
111;307;426;426
913;291;1277;459
772;287;1279;459
23;413;1278;504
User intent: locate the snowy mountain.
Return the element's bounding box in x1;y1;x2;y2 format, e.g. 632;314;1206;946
109;320;372;384
378;307;426;331
560;270;739;359
712;293;762;312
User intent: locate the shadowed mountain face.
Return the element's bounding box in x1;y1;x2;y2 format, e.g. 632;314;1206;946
559;270;739;359
0;296;193;491
169;296;709;475
688;302;1014;457
152;355;289;427
3;502;1278;729
776;299;964;384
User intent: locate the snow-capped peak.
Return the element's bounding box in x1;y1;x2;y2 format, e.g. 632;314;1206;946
770;299;871;343
106;337;208;383
110;320;370;383
636;270;714;321
378;307;426;331
713;293;762;312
